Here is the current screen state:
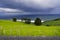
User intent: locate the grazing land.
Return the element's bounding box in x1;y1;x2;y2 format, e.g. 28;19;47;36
0;20;60;36
42;18;60;26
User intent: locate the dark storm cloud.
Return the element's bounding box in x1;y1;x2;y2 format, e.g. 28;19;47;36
0;0;59;12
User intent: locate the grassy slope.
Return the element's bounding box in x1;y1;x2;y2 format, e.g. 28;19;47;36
42;19;60;26
0;20;60;36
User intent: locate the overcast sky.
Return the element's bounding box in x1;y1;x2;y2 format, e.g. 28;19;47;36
0;0;60;15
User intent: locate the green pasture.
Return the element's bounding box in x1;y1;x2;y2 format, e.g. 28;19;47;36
0;20;60;36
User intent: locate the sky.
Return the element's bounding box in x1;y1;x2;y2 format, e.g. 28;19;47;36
0;0;60;15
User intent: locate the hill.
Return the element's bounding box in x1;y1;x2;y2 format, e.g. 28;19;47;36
0;20;60;36
42;18;60;26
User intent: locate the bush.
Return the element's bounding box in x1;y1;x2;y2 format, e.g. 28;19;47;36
12;18;17;22
25;19;31;24
34;18;42;26
46;24;50;26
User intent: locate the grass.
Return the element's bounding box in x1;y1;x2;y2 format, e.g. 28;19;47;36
42;19;60;26
0;20;60;36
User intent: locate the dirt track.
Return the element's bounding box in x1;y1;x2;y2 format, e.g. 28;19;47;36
0;36;60;40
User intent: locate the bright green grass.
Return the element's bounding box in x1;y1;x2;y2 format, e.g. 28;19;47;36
0;20;60;36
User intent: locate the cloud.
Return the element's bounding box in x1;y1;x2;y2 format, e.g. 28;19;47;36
19;0;58;8
0;0;59;12
50;4;60;14
0;7;23;12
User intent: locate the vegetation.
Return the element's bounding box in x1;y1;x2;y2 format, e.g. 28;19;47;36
42;18;60;26
21;18;27;22
46;24;50;26
12;18;17;22
21;18;31;24
0;20;60;36
25;19;31;24
34;18;42;26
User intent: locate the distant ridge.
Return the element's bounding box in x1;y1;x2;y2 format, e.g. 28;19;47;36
53;18;60;21
43;18;60;26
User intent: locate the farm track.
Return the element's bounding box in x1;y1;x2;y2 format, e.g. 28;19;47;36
0;36;60;40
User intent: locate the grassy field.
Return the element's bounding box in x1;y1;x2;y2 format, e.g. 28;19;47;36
42;19;60;26
0;20;60;36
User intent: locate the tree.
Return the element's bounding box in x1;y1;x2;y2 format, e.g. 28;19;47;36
25;19;31;24
21;18;31;24
34;18;41;26
21;17;27;22
12;18;17;22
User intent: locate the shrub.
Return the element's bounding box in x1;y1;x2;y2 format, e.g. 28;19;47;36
46;24;50;26
12;18;17;22
34;18;42;26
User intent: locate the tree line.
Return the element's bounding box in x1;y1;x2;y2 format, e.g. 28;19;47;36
12;17;42;26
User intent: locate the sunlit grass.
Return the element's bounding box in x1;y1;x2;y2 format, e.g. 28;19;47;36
0;20;60;36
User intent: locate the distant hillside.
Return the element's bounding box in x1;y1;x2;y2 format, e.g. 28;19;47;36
53;18;60;21
42;18;60;26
